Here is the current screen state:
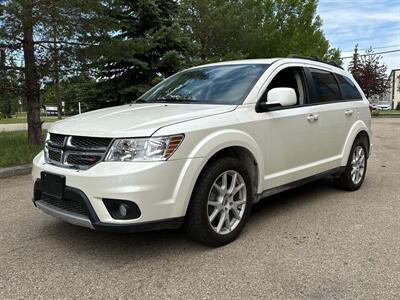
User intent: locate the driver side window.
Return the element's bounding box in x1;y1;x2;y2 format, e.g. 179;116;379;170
262;67;306;105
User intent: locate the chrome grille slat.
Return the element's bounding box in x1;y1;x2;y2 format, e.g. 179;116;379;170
45;133;113;170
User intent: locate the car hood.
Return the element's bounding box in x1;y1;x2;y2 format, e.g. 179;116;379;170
49;103;236;137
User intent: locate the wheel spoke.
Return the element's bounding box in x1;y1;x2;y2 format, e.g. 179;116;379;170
228;173;238;193
231;207;241;220
209;207;221;223
356;171;361;183
231;183;245;197
352;173;356;182
208;200;220;207
358;147;363;158
351;167;356;175
213;183;224;196
216;211;226;232
224;212;231;231
221;172;228;192
233;199;246;207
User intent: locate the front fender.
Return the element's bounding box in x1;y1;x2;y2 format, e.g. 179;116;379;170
171;129;265;216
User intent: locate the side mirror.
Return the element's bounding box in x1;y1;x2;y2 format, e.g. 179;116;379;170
256;87;297;112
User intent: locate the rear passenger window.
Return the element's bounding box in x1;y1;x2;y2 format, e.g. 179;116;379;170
336;74;362;100
310;69;340;103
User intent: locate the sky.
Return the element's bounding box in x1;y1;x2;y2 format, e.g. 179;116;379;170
317;0;400;73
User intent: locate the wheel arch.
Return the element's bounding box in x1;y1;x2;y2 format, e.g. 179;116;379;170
341;120;371;166
172;129;265;217
199;145;260;198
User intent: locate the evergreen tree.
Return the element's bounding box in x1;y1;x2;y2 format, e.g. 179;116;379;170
91;0;193;105
348;44;361;78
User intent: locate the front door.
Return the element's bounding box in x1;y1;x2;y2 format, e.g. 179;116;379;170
255;66;321;190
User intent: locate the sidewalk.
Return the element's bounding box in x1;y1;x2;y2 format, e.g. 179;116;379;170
0;122;51;132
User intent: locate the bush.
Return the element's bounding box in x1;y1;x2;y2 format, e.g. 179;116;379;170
396;102;400;110
371;110;380;117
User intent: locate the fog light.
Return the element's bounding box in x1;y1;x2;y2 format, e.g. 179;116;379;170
119;204;128;217
103;199;141;220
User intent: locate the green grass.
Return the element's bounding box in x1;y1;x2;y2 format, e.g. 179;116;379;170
371;110;400;117
0;116;59;124
0;131;46;168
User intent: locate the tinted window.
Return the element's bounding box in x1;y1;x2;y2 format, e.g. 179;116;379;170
139;64;269;105
336;74;362;100
310;69;340;103
264;67;305;105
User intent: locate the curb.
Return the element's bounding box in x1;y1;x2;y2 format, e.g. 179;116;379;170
0;164;32;179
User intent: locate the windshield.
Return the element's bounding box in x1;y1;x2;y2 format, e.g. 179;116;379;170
138;64;269;105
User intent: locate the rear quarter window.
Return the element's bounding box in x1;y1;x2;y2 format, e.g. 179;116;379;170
336;74;363;100
309;69;341;103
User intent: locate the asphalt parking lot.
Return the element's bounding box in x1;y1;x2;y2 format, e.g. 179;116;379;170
0;118;399;299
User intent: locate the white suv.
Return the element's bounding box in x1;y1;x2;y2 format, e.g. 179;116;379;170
32;57;371;246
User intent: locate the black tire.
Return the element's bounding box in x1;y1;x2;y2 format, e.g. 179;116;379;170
335;137;368;191
184;156;253;247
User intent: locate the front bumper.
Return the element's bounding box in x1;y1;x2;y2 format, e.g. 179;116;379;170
33;180;184;232
32;151;203;231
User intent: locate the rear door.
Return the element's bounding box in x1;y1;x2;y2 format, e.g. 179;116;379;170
334;74;364;136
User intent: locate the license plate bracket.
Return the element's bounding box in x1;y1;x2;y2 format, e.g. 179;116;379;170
41;172;65;200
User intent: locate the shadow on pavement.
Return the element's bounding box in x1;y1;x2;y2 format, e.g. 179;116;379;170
38;178;341;261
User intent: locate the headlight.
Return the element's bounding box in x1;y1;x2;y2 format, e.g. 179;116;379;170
105;134;184;162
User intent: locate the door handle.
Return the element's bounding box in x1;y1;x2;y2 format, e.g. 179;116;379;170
307;114;319;122
345;109;353;116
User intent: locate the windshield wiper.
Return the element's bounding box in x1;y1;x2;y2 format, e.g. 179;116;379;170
143;98;200;103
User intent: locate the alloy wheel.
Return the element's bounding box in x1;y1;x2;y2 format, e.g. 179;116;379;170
351;145;366;185
207;170;247;235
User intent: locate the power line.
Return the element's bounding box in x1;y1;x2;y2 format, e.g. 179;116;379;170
343;44;400;53
341;49;400;59
318;0;396;13
325;24;400;37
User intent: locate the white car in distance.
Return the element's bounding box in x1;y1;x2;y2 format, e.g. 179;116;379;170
376;103;391;110
32;56;371;246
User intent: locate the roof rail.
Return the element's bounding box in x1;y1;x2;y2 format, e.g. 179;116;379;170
287;54;343;69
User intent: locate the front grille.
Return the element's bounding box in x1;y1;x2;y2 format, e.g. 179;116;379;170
70;136;111;149
49;133;66;146
45;133;113;170
48;148;62;162
66;153;102;166
42;194;89;216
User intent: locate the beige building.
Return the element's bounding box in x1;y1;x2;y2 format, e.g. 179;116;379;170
386;69;400;109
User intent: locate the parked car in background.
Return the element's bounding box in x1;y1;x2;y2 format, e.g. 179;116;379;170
32;56;371;246
376;103;391;110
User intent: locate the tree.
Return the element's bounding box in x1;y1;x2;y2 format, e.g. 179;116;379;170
324;47;343;67
0;0;44;143
89;0;193;105
348;44;361;78
0;45;23;118
349;47;387;99
181;0;341;64
0;0;110;143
